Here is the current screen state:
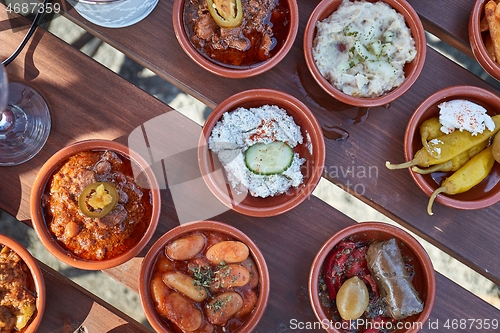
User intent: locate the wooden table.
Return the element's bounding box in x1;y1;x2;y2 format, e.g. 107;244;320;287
1;0;499;332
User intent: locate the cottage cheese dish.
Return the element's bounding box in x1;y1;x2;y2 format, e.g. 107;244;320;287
438;99;495;136
312;0;417;97
208;105;305;198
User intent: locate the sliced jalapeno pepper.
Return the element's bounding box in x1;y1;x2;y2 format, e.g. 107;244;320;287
207;0;243;28
78;182;118;218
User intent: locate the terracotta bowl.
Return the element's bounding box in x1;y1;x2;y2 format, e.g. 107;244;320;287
172;0;299;78
309;222;436;333
139;220;270;332
30;139;161;270
470;0;500;81
0;234;45;333
405;85;500;211
304;0;426;107
199;89;326;217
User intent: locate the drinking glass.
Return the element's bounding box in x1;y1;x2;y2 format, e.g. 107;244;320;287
0;63;51;166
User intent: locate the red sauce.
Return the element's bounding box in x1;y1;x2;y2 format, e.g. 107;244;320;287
183;0;291;68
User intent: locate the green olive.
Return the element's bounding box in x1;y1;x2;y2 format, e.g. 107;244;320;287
207;0;243;28
78;182;118;218
336;276;369;320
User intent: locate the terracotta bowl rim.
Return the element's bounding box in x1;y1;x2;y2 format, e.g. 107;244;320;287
303;0;427;107
198;88;326;217
172;0;299;78
469;0;500;81
138;220;270;333
404;85;500;210
30;139;161;270
0;233;46;333
308;222;436;333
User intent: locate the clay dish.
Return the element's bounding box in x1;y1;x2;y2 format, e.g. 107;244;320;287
405;85;500;211
30;139;161;270
469;0;500;81
309;222;436;333
0;234;45;333
199;88;326;217
139;220;270;332
304;0;426;107
172;0;299;78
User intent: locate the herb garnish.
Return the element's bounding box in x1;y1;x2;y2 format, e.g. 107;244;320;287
189;264;214;288
189;261;231;289
207;295;233;313
212;262;233;289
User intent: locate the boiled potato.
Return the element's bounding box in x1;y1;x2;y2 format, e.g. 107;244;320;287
235;289;258;318
15;303;36;330
492;132;500;163
211;264;250;291
166;234;205;260
165;292;203;331
240;257;259;289
336;276;369;320
206;241;249;265
163;271;207;302
205;291;244;325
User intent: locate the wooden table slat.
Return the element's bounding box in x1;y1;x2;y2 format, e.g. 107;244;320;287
407;0;474;58
39;260;153;333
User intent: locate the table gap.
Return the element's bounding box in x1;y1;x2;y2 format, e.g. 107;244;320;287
425;31;500;89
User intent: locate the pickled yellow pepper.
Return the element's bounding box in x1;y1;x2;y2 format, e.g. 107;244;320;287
427;146;495;215
412;140;489;174
386;115;500;170
420;117;442;148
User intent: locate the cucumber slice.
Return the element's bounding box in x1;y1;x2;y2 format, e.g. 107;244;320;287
245;141;294;175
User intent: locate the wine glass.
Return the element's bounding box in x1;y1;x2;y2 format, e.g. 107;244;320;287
0;63;51;166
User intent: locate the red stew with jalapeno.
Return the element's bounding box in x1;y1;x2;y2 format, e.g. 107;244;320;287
183;0;291;68
41;150;153;261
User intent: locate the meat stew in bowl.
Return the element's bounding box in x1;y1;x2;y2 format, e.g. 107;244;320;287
183;0;291;68
41;150;153;261
31;140;160;270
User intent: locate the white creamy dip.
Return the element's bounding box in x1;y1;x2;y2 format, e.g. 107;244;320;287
438;99;495;136
208;105;305;198
312;0;417;97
